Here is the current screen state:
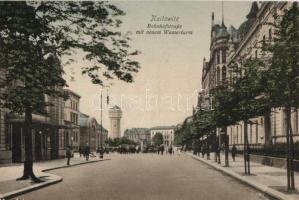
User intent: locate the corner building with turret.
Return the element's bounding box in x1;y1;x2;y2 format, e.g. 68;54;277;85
198;2;299;150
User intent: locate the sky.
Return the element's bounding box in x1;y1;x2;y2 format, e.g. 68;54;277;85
63;1;253;135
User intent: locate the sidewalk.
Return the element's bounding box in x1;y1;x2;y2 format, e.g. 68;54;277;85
0;153;111;199
188;152;299;200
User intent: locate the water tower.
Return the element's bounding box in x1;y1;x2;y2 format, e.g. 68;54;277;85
108;105;122;138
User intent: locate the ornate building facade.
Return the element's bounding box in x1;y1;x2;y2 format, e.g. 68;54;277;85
198;2;299;150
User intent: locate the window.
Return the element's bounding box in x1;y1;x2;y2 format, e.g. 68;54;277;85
255;50;258;58
222;49;226;63
222;66;226;81
216;67;221;83
216;51;220;64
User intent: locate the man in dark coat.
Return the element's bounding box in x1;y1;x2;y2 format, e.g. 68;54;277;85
85;143;90;161
231;145;237;162
66;146;72;166
160;145;165;155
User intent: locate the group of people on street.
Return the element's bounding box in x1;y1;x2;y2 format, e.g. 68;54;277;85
195;143;237;162
157;145;174;155
66;143;92;166
79;143;91;161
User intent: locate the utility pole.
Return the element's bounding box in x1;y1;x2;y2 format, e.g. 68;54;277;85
99;89;104;159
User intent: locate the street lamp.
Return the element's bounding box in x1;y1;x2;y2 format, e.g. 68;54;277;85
99;89;104;159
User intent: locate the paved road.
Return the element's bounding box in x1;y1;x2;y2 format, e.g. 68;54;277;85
15;154;270;200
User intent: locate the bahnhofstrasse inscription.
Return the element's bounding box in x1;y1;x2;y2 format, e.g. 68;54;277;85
136;15;193;35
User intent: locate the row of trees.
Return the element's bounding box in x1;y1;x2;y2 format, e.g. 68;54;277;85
0;1;140;182
105;137;138;147
175;3;299;191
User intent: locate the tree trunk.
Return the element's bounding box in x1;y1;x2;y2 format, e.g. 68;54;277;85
286;106;295;190
285;107;291;190
243;121;249;174
16;108;42;182
264;111;272;147
224;127;229;167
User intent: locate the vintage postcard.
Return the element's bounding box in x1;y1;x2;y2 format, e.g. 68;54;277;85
0;1;299;200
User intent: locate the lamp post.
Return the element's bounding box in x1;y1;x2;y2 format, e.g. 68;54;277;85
99;89;104;159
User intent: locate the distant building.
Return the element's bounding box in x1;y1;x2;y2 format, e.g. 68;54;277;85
108;105;122;138
150;126;176;148
124;128;150;150
79;113;108;152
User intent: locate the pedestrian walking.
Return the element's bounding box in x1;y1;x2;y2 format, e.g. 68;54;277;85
79;146;82;157
201;145;205;157
160;145;165;155
168;146;173;155
85;143;90;161
231;145;237;162
66;146;72;166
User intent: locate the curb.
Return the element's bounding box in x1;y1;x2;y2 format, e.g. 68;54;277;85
188;153;295;200
42;158;111;172
0;158;111;199
0;174;63;200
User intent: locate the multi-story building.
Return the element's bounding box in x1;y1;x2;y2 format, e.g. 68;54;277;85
124;128;150;150
62;89;81;154
198;2;299;149
0;94;66;163
79;113;108;152
150;126;176;148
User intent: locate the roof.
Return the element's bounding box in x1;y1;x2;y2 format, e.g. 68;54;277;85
238;2;259;41
79;112;108;131
124;128;150;135
79;113;90;127
150;126;176;131
98;124;108;133
110;105;121;111
64;89;81;99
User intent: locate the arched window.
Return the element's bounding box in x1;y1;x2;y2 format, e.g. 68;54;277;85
222;49;226;63
216;51;220;64
222;66;227;81
216;66;221;83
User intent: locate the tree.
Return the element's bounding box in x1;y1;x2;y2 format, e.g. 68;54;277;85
0;1;140;182
211;57;268;174
193;109;216;159
261;2;299;190
212;84;238;166
152;133;163;147
230;58;269;174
